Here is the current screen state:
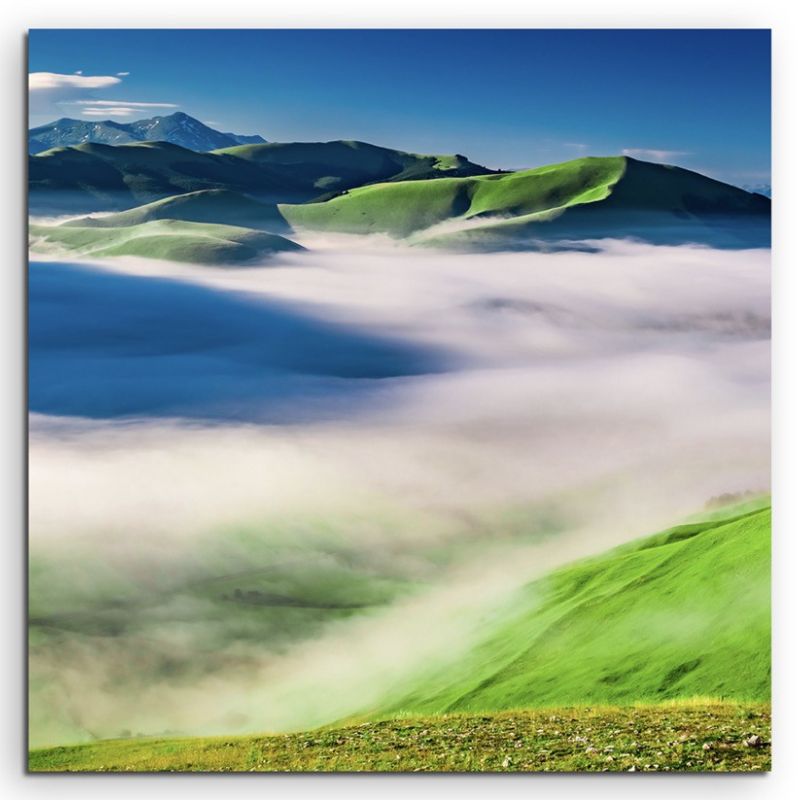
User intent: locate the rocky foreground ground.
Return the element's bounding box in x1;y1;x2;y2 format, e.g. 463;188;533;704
30;702;770;773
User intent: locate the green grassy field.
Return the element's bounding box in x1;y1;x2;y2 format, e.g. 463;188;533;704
29;139;493;213
29;500;771;770
212;140;493;195
62;189;289;233
29;218;302;265
376;505;770;716
30;150;770;252
280;156;624;237
280;155;770;247
29;702;770;772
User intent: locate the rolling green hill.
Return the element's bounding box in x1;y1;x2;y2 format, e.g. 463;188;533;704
213;140;493;196
29;140;493;214
28;141;306;213
29;144;770;249
281;156;625;237
375;504;770;717
28;498;770;760
62;189;288;233
29;501;771;772
280;156;770;248
29;219;303;265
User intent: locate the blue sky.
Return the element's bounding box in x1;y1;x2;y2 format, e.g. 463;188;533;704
29;29;771;186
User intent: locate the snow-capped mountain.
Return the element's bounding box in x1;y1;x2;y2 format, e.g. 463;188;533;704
29;112;266;154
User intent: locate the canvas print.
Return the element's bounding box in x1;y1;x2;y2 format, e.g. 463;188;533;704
27;29;771;773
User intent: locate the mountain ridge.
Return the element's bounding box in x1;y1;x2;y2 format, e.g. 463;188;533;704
280;155;771;249
28;139;495;214
28;112;266;154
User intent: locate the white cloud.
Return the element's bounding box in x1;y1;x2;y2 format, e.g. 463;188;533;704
29;72;121;91
80;107;139;117
72;100;177;108
622;147;691;162
29;72;124;120
116;71;130;77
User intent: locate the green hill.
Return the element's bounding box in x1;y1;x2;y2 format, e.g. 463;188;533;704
29;140;493;214
375;504;770;717
30;144;770;249
279;156;770;248
212;140;494;196
29;141;306;213
29;219;303;265
62;189;288;233
28;498;770;763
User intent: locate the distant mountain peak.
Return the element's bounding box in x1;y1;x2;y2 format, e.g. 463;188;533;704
28;112;266;154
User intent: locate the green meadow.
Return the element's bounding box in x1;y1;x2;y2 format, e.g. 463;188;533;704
29;218;302;264
29;500;771;772
376;504;770;716
29;149;771;264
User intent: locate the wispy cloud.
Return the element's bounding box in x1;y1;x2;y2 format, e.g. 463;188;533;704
73;100;178;108
80;108;176;118
29;72;122;91
622;148;691;162
75;100;179;117
28;71;178;122
29;72;125;119
80;107;140;117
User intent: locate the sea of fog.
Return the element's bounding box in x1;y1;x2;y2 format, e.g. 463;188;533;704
28;237;770;746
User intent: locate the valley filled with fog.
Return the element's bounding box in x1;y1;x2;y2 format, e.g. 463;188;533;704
28;237;770;746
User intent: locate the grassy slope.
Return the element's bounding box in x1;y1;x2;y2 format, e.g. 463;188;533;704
280;157;625;237
29;501;771;771
62;189;288;233
28;141;305;211
376;505;770;717
29;219;302;265
29;140;493;213
279;156;770;246
212;140;493;192
30;703;771;772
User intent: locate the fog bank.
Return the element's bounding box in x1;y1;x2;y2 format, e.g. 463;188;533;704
28;239;770;745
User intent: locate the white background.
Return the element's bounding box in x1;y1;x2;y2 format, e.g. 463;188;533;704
2;2;797;797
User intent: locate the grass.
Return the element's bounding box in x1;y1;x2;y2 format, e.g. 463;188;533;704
279;155;770;247
29;139;493;213
211;140;492;193
29;141;301;211
29;218;302;265
280;157;625;237
30;147;770;248
28;499;771;769
374;504;770;716
62;189;288;233
29;702;771;772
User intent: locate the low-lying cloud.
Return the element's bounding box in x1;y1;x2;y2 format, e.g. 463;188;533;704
622;147;691;162
28;239;770;746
